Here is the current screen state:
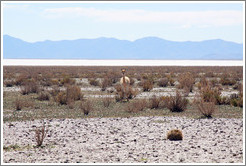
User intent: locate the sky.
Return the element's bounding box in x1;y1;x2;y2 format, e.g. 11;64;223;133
2;1;244;44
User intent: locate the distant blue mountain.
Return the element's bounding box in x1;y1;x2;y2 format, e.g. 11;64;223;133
3;35;243;60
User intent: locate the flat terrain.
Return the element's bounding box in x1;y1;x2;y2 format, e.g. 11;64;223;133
3;66;244;163
3;116;243;163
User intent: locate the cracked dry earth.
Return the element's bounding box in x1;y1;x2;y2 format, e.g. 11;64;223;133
3;116;243;163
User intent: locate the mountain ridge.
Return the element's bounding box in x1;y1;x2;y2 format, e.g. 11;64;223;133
3;35;243;60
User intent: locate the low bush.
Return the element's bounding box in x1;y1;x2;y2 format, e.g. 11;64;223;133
101;77;112;91
115;84;138;102
14;97;33;111
178;72;195;93
55;91;67;105
126;99;147;113
37;91;50;101
4;80;15;87
81;100;93;115
89;78;100;86
20;81;40;95
200;85;221;105
66;85;83;101
35;124;48;147
148;95;161;109
220;74;236;86
102;96;113;107
165;91;188;112
195;100;216;118
158;78;169;87
142;79;154;92
167;129;183;141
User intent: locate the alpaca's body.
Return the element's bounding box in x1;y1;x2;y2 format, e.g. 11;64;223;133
120;76;130;85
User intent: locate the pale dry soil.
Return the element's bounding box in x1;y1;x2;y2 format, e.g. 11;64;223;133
3;116;243;163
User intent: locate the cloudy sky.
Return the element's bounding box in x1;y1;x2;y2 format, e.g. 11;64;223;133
2;2;244;43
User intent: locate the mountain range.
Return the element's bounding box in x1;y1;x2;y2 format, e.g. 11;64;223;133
3;35;243;60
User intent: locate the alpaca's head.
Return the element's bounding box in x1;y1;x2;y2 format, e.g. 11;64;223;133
121;68;126;75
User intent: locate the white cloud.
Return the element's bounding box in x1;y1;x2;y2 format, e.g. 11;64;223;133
42;7;243;27
2;4;30;10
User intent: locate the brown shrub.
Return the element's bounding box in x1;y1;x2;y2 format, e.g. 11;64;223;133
55;92;67;105
167;129;183;141
35;124;48;147
178;72;195;92
126;99;147;113
66;85;83;101
220;74;236;86
195;100;216;118
37;91;50;101
4;80;15;87
165;91;188;112
200;85;221;104
14;98;33;111
158;78;169;87
81;100;93;115
20;81;40;95
130;78;135;86
102;96;113;107
60;76;75;86
142;79;154;92
101;77;112;91
148;95;161;109
115;84;138;102
89;78;100;86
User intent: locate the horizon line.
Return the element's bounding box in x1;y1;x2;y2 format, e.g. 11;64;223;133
3;34;243;44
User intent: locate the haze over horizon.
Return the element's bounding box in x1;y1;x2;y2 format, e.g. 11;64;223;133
2;2;244;44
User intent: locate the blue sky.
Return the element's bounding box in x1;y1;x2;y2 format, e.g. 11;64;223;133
2;2;244;43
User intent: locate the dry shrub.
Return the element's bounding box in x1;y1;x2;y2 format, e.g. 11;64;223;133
50;86;61;97
66;85;83;101
142;79;154;92
21;81;40;95
195;100;216;118
115;84;138;102
130;78;135;86
55;91;67;105
35;124;48;147
15;74;27;86
167;129;183;141
158;78;169;87
4;80;15;87
15;98;33;111
60;76;75;86
37;91;50;101
126;99;147;113
200;85;221;105
101;77;112;91
81;100;93;115
103;96;113;107
220;74;236;86
165;91;188;112
148;95;161;109
178;72;195;92
89;78;100;86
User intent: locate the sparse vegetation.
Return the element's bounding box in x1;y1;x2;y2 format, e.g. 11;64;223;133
35;124;48;147
165;91;188;112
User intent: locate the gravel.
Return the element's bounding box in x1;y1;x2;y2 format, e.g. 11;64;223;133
3;116;243;163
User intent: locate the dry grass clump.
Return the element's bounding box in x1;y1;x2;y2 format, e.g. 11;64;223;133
115;84;138;102
55;85;83;105
37;91;50;101
178;72;195;93
167;129;183;141
142;79;154;92
14;97;33;111
60;76;75;86
102;96;113;107
165;91;188;112
35;124;48;147
81;100;93;115
195;85;217;118
20;81;40;95
126;99;147;113
220;74;237;86
200;85;221;105
4;80;16;87
89;78;100;86
148;95;161;109
101;77;113;91
158;78;169;87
